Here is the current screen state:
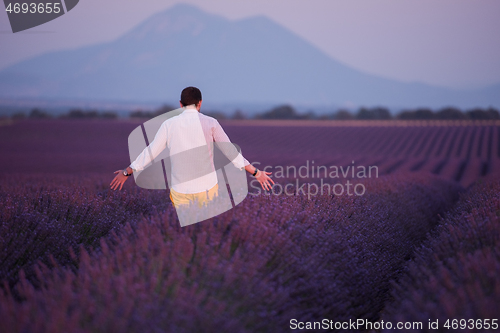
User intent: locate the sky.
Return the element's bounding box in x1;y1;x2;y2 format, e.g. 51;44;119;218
1;0;500;90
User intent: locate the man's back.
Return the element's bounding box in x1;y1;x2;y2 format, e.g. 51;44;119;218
130;106;247;194
163;108;219;194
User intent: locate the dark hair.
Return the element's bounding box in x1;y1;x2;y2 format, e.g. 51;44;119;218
180;86;202;106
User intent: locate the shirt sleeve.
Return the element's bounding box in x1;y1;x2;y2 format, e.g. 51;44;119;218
129;121;168;172
212;120;250;170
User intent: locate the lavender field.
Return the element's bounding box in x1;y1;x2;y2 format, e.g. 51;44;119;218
0;118;499;332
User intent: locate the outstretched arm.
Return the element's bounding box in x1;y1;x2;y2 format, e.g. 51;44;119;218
110;122;168;190
213;120;274;191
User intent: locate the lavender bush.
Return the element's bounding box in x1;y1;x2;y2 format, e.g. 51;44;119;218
0;172;172;288
2;119;498;186
1;118;496;333
380;175;500;331
0;173;460;333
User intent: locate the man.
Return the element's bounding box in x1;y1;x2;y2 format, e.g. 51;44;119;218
110;86;274;209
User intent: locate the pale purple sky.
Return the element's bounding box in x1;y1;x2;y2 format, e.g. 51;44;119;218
1;0;499;89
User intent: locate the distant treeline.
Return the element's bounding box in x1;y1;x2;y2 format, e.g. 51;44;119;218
130;104;500;121
129;104;176;119
5;105;500;121
246;105;500;121
9;108;118;119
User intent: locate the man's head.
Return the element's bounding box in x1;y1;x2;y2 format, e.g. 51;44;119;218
180;86;202;110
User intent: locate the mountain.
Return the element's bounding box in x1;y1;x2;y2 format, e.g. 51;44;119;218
0;4;499;108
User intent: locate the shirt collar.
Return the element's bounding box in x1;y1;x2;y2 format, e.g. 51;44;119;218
183;106;199;113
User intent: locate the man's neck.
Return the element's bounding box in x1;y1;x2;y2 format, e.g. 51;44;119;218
185;105;198;111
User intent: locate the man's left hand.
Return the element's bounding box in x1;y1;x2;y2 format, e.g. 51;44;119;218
110;170;128;190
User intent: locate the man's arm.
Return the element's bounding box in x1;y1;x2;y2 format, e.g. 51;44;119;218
212;120;250;170
213;120;274;191
110;122;168;190
129;121;169;173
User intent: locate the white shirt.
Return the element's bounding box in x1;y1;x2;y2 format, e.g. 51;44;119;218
129;106;249;194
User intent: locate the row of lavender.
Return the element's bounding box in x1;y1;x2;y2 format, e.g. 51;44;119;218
380;175;500;331
1;120;499;188
223;123;500;187
0;173;459;332
0;173;172;288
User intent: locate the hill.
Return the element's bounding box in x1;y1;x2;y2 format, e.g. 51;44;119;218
0;4;499;108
